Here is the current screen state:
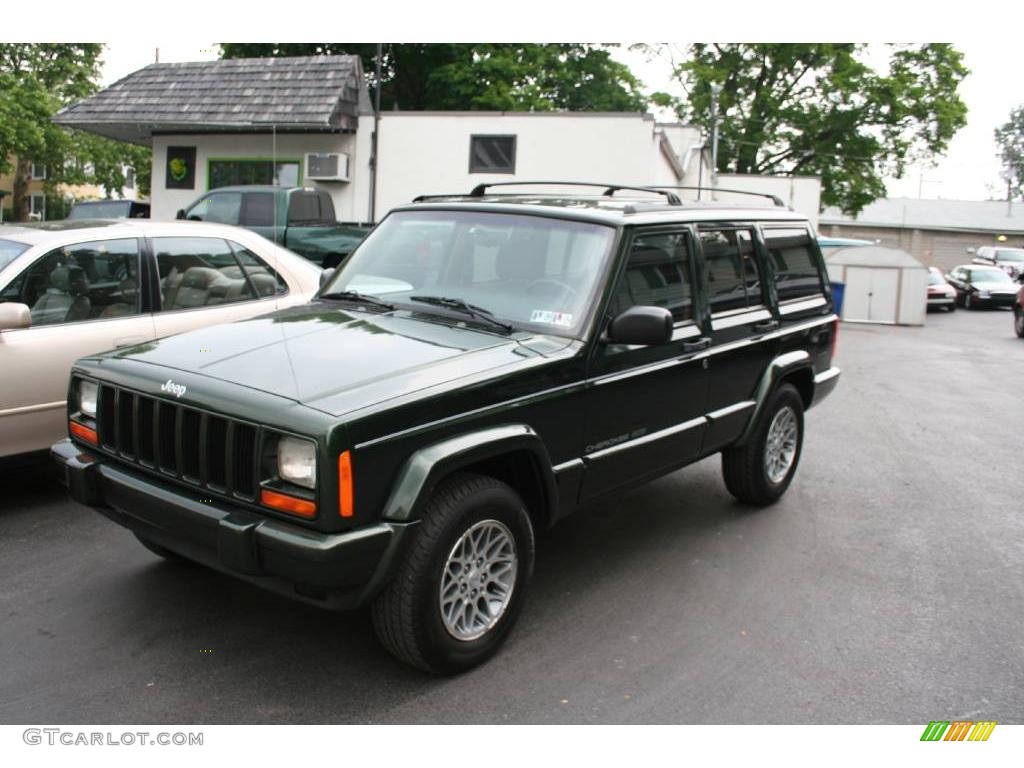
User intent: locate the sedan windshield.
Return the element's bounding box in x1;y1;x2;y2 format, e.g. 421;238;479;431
324;210;616;336
971;269;1013;284
927;271;946;285
0;238;30;271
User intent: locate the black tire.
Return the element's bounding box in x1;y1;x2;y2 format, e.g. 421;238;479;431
134;533;185;562
947;302;956;312
722;383;805;506
1015;307;1024;338
964;293;973;310
371;472;535;674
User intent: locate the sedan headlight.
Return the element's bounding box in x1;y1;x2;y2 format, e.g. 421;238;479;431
277;436;317;489
78;380;98;418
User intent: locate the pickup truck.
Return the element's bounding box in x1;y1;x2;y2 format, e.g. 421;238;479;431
177;185;370;269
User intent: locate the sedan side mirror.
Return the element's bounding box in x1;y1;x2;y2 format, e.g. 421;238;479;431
605;306;673;346
0;302;31;331
319;268;336;289
175;209;186;220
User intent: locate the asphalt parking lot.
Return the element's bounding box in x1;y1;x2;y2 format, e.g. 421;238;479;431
1;306;1021;724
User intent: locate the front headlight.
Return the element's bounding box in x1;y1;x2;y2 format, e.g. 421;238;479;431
78;380;98;418
977;290;991;298
277;436;317;489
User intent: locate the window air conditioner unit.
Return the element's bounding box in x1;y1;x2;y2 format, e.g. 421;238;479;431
305;152;350;182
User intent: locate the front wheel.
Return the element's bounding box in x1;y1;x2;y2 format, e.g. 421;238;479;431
371;473;535;674
964;293;974;310
1014;307;1024;338
722;384;805;506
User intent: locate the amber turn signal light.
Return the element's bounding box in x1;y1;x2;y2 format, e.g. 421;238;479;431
261;488;316;519
69;420;98;446
338;450;354;518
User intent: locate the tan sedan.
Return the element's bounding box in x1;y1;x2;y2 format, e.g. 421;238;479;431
0;219;322;458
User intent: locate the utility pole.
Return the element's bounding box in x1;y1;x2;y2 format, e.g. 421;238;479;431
710;83;722;195
368;43;383;223
155;48;160;64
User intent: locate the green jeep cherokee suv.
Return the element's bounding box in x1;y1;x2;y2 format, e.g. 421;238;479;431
53;183;840;673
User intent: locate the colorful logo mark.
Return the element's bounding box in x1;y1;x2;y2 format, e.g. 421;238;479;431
920;721;996;742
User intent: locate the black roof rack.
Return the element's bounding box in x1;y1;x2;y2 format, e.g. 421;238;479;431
650;185;786;208
413;181;682;206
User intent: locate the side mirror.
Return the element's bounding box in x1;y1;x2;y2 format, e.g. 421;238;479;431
175;209;186;220
319;268;336;289
0;302;31;331
605;306;673;346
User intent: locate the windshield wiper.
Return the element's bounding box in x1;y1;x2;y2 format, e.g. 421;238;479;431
319;290;395;311
409;295;514;333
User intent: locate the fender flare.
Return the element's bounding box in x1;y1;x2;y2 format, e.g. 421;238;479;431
735;350;813;446
380;424;558;523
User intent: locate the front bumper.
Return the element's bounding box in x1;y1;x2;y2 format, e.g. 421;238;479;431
51;439;413;610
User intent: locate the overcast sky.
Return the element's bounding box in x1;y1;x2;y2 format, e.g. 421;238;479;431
98;42;1023;203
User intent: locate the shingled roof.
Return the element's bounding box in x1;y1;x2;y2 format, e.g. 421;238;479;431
54;55;371;145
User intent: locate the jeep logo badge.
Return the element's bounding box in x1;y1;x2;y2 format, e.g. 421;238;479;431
161;379;187;399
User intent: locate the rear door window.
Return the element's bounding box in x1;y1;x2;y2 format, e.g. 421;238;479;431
153;237;256;310
700;227;764;314
763;227;824;301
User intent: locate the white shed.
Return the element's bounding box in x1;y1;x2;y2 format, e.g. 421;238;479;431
825;245;928;326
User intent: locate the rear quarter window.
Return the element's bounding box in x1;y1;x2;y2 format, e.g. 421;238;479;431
764;227;824;301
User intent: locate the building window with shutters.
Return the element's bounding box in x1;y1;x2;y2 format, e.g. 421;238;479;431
469;135;517;174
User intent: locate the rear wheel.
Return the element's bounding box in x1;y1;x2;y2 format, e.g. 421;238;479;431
1014;307;1024;338
722;384;805;506
371;473;535;674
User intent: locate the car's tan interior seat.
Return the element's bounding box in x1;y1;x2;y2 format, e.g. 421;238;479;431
166;266;222;309
98;276;139;318
30;265;91;326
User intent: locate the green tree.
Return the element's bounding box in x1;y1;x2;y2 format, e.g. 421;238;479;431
219;43;647;112
994;106;1024;201
0;44;151;221
648;44;968;214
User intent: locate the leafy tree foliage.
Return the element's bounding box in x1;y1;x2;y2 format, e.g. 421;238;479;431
0;44;150;221
994;106;1024;201
648;44;968;214
219;43;647;112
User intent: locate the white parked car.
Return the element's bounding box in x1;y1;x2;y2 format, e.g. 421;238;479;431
0;219;322;458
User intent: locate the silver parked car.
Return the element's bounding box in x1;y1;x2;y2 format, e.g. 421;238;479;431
0;219;322;458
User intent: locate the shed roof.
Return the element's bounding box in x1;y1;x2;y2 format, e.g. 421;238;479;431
825;244;926;269
820;197;1024;235
54;55;370;145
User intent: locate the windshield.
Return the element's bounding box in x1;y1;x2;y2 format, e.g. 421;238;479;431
67;201;130;219
971;269;1012;283
994;249;1024;262
0;238;30;271
927;271;946;285
324;209;616;336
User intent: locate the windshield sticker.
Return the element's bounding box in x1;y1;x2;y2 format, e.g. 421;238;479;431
530;310;574;327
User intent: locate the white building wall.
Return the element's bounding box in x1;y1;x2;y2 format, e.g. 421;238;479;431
716;173;822;227
150;133;361;221
372;113;681;216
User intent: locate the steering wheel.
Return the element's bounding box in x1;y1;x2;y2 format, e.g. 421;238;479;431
526;278;578;302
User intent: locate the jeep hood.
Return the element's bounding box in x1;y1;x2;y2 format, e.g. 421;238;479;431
106;304;570;417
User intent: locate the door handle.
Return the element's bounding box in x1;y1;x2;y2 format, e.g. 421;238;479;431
753;319;779;332
681;337;711;353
